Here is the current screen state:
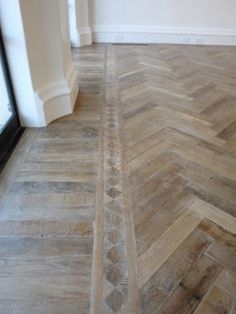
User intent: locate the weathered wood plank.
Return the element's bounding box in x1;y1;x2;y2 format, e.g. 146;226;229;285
215;270;236;299
198;219;236;252
194;285;234;314
159;254;222;314
140;229;212;313
138;210;202;286
206;242;236;273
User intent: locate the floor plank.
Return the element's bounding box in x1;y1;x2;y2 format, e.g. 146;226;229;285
158;254;222;313
194;284;234;314
1;43;236;313
140;229;212;313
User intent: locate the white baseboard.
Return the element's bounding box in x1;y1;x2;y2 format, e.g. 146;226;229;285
79;27;92;46
71;27;92;47
34;63;78;127
92;25;236;46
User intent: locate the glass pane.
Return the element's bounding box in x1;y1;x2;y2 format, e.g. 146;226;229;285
0;52;13;133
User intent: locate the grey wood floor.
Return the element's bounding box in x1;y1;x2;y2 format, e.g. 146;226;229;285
0;44;236;313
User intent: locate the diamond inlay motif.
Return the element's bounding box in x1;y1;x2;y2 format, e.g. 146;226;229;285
102;45;128;313
106;289;125;313
106;265;124;287
107;246;123;264
106;187;121;199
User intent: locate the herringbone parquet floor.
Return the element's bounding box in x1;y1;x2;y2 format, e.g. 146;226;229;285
117;44;236;314
0;44;236;314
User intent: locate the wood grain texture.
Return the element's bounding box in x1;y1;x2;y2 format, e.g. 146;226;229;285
138;209;202;287
215;270;236;300
158;255;222;313
0;45;103;313
140;229;212;313
117;44;236;313
1;43;236;313
194;285;234;314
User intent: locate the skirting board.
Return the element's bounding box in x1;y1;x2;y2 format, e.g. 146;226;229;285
92;26;236;46
79;27;92;46
71;27;92;47
34;63;78;127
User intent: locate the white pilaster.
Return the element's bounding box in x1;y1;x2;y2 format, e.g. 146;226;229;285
0;0;78;127
68;0;92;47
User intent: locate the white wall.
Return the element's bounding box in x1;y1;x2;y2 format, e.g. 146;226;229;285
91;0;236;45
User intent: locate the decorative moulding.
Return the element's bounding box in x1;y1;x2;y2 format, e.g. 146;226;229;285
71;27;92;47
34;63;78;127
92;25;236;46
78;26;92;46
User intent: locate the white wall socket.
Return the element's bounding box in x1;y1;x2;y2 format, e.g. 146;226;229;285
116;35;124;42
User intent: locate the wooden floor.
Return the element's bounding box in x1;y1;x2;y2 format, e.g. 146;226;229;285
0;44;236;313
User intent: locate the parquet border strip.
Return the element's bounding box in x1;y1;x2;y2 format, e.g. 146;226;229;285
90;97;105;314
114;46;142;314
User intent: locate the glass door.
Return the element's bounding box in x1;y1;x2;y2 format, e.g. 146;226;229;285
0;29;23;168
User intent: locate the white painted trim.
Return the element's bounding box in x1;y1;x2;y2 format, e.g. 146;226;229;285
78;26;92;46
92;26;236;45
66;62;78;91
34;63;78;127
36;80;70;105
70;27;92;47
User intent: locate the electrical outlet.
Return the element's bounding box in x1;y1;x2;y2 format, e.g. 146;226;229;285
196;37;204;44
182;37;190;44
116;35;124;42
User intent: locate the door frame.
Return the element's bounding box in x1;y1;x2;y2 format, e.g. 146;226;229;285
0;29;24;170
